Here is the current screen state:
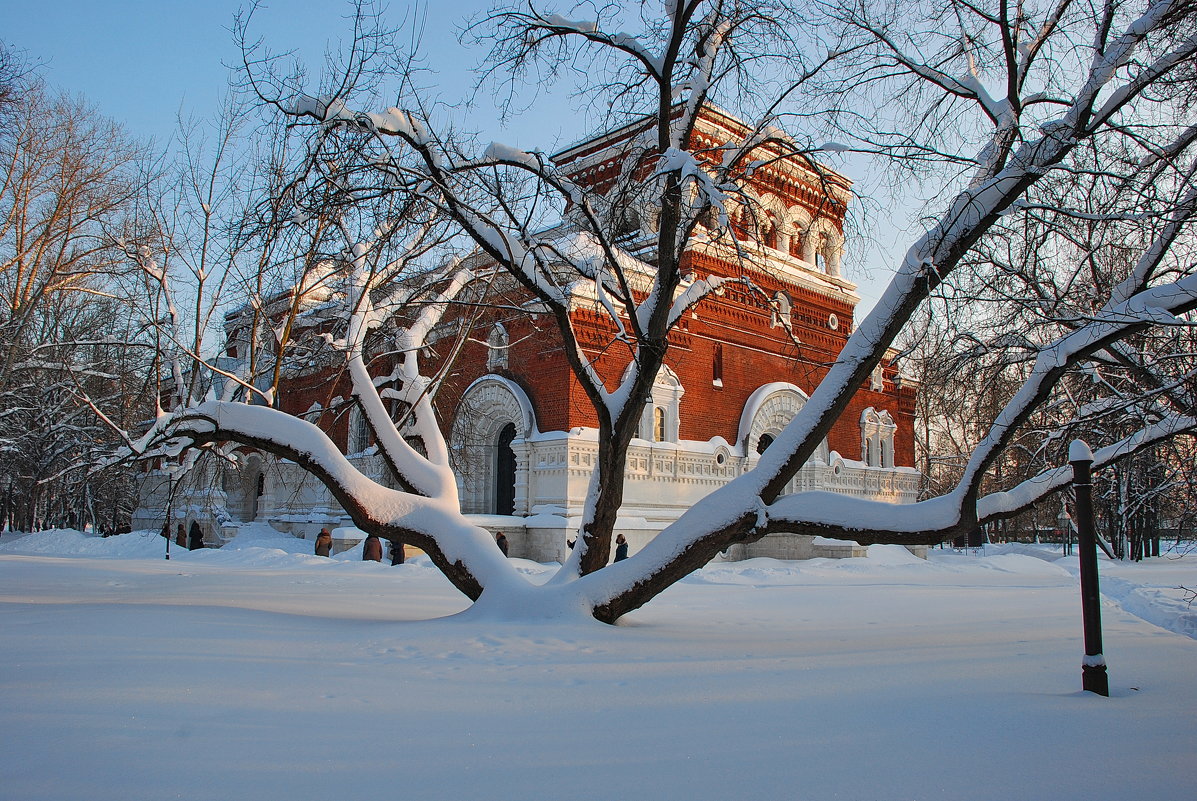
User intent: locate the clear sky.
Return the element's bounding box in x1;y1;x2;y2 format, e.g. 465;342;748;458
6;0;898;311
5;0;579;148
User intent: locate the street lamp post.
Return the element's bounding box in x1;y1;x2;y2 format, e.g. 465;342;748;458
1070;440;1109;697
1057;507;1071;556
163;470;175;561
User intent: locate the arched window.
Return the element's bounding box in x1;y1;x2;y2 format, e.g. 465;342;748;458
486;323;509;371
770;291;793;331
789;228;804;258
761;215;778;249
860;407;897;468
635;365;685;443
800;219;844;278
712;343;724;388
348;407;371;454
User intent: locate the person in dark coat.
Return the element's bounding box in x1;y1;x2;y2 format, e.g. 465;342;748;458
362;533;383;562
390;540;405;565
496;532;509;557
614;533;629;562
314;528;333;557
175;523;186;548
188;521;204;550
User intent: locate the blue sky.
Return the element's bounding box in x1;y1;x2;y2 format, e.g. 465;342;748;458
6;0;897;310
5;0;580;148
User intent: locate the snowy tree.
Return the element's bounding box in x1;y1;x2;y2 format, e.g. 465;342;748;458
0;63;150;532
119;0;1197;622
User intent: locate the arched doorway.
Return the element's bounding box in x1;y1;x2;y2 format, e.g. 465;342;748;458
449;376;537;515
495;423;517;515
739;383;829;495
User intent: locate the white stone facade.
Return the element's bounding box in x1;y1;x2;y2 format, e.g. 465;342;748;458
132;373;918;561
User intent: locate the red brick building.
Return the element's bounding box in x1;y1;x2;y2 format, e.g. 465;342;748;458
134;107;918;560
431;107;917;560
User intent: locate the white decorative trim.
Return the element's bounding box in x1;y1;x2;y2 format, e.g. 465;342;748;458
860;407;897;468
486;323;509;371
634;364;685;443
449;375;538;514
739;383;829;465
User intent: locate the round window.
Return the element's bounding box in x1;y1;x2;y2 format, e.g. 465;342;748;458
828;313;839;330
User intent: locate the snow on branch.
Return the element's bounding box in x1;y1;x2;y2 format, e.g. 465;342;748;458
480;141;546;171
532;12;665;78
140;398;522;593
654;147;728;215
338;241;466;500
667;274;737;329
976;413;1197;521
953;274;1197;503
290;94;425;141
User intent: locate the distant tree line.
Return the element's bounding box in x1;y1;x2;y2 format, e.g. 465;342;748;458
0;43;151;532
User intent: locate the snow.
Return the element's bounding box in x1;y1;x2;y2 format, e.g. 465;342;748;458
541;14;598;34
1;532;1194;799
1069;439;1094;463
482;142;542;170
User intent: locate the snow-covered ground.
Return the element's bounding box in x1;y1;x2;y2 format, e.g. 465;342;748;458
1;527;1194;800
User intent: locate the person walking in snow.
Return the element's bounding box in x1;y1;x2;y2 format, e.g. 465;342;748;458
496;532;509;557
175;523;186;549
362;533;383;562
187;521;204;550
390;540;405;565
314;528;333;557
614;533;629;562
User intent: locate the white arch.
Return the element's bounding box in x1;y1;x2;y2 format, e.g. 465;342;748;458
860;406;897;468
785;204;813;230
449;375;538;514
759;193;790;251
738;383;829;463
486;323;509;371
633;364;685;442
222;450;266;522
784;205;814;258
803;217;845;277
455;375;537;438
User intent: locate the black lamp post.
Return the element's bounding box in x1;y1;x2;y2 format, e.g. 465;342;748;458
163;469;176;561
1070;440;1109;697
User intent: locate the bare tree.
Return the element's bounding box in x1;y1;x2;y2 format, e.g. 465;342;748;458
0;64;151;532
0;43;30;113
119;0;1197;622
